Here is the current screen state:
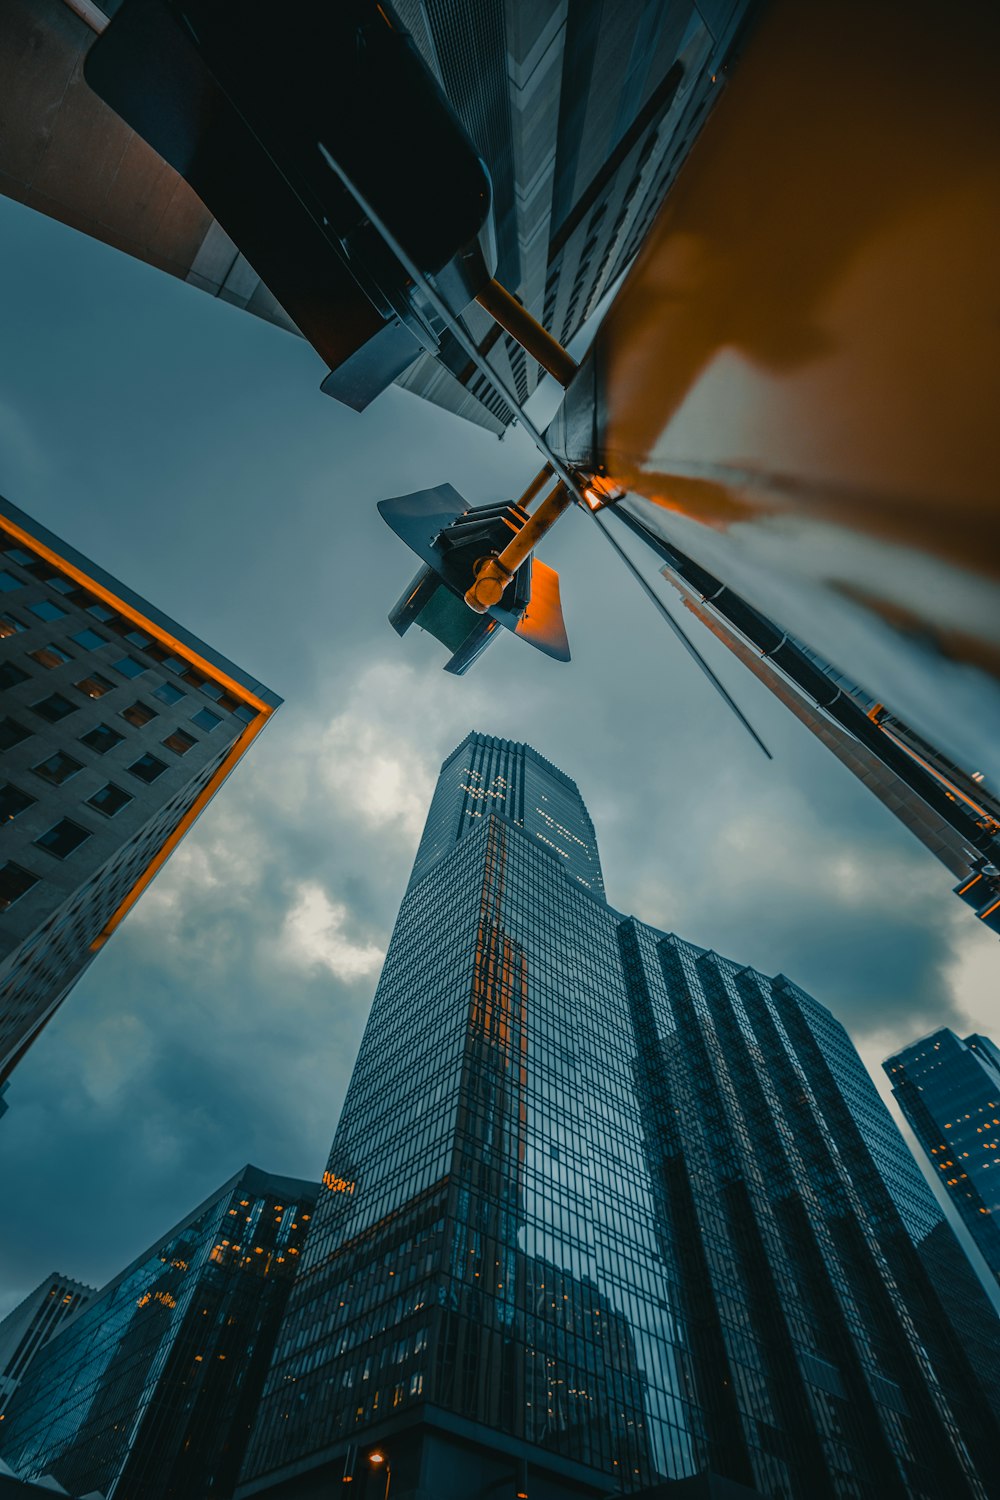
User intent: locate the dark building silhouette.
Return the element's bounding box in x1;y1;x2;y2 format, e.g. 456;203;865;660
0;494;280;1099
238;734;999;1500
0;1273;94;1412
0;1165;316;1500
884;1030;1000;1290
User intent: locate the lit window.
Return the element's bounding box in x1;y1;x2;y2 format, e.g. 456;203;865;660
0;784;36;822
80;723;124;755
0;862;38;910
153;682;185;706
0;662;29;690
74;672;115;700
113;656;145;680
32;751;83;786
191;707;222;733
32;693;77;723
121;702;157;728
128;752;168;784
71;628;106;651
0;612;24;637
162;728;196;756
88;783;134;818
0;718;31;751
35;818;92;859
28;644;71;670
28;599;67;622
0;571;20;592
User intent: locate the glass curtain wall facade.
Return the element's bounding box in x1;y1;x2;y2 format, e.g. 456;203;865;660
884;1030;1000;1289
0;1274;94;1411
237;735;999;1500
0;1166;316;1500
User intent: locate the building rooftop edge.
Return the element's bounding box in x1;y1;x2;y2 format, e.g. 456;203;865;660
0;494;282;708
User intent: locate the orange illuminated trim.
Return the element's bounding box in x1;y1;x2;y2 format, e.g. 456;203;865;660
0;512;276;953
956;874;983;896
0;514;272;715
877;721;999;830
979;897;1000;920
88;711;270;951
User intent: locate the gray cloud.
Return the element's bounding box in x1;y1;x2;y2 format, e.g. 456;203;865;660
0;195;995;1320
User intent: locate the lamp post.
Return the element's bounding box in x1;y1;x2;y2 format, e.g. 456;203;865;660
368;1449;391;1500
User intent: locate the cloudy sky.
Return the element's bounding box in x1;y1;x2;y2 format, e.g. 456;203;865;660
0;194;996;1317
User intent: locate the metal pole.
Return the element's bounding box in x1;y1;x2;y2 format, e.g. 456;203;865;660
475;280;578;387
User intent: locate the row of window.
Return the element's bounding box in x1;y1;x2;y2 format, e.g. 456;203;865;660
0;554;256;723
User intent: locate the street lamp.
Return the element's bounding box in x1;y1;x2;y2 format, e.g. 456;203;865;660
368;1449;391;1500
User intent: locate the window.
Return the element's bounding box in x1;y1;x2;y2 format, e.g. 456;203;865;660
87;603;117;623
71;627;106;651
191;707;222;733
1;547;33;566
32;751;83;786
81;723;124;755
0;784;36;822
88;783;133;818
124;629;151;649
163;728;197;756
45;575;76;595
0;662;29;689
28;599;67;622
112;656;145;680
0;862;38;910
32;693;76;723
0;612;24;637
28;644;72;670
36;818;92;860
74;672;115;700
122;701;157;728
128;752;167;784
234;704;258;724
0;718;31;751
0;571;20;592
153;682;185;706
199;680;224;701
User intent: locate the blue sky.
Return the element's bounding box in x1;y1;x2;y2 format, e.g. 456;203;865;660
0;193;996;1316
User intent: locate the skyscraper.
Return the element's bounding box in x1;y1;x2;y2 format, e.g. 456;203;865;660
884;1030;1000;1291
237;733;999;1500
0;493;280;1095
0;0;751;433
0;1274;93;1412
0;1165;316;1499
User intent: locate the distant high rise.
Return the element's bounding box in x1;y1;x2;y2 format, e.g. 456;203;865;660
238;733;999;1500
0;1274;93;1412
0;0;751;433
0;494;280;1095
884;1030;1000;1290
0;1165;316;1499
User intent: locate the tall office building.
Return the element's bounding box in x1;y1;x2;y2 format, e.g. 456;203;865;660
0;1274;93;1411
0;1164;317;1499
0;493;280;1095
237;733;998;1500
0;0;751;434
884;1031;1000;1290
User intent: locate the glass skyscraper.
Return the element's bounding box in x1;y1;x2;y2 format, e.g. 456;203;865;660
235;733;999;1500
0;1165;316;1499
884;1030;1000;1291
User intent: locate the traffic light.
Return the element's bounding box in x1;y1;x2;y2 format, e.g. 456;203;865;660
85;0;496;409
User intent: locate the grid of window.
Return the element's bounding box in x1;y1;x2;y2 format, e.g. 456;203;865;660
242;749;998;1499
0;1170;316;1499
